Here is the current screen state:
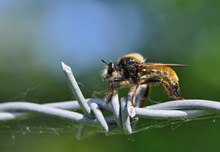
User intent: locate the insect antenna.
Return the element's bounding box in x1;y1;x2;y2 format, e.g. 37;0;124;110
101;60;108;65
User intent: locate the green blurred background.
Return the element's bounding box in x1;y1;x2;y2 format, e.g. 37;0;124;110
0;0;220;152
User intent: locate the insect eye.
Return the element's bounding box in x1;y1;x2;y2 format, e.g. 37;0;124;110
127;58;135;64
101;60;115;80
108;62;114;74
123;58;134;65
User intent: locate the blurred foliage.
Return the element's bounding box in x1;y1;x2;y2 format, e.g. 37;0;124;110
0;0;220;152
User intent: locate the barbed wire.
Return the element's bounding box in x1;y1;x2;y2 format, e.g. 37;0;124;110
0;62;219;135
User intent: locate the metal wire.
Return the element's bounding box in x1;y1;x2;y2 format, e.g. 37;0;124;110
0;62;219;135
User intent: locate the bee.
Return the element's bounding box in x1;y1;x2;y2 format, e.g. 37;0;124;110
101;53;187;106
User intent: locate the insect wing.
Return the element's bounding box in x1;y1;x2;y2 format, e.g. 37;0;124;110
145;63;188;67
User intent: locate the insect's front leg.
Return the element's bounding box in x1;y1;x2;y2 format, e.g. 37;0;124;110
104;77;125;103
104;80;115;103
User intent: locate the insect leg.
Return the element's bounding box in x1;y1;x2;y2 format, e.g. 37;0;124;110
129;84;140;106
104;78;125;103
104;80;115;103
140;85;150;107
144;76;182;100
165;83;183;100
144;76;162;84
139;77;163;106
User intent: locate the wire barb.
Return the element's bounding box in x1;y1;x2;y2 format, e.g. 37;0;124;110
61;62;91;116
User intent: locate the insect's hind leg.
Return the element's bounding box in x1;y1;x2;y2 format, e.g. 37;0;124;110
144;76;182;100
166;83;183;100
139;77;163;106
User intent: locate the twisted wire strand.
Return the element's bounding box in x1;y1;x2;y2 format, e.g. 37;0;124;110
0;62;219;135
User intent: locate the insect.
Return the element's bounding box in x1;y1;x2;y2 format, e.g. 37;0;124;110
101;53;187;106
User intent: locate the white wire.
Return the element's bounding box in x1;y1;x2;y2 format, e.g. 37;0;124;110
0;62;219;135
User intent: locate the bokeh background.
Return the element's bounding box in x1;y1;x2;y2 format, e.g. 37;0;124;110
0;0;220;152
